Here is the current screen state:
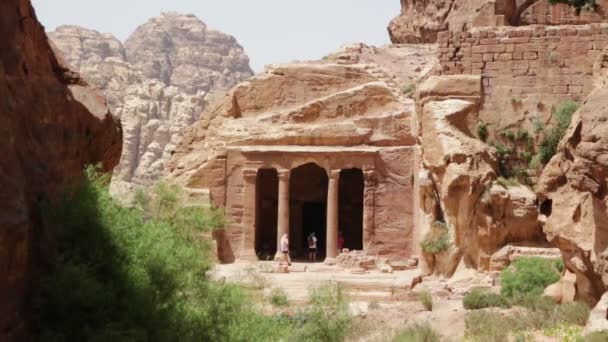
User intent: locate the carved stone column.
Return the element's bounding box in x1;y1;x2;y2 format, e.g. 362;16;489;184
363;170;377;251
240;168;258;260
325;170;340;264
274;169;291;261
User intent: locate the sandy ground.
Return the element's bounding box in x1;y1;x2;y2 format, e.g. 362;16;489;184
210;261;470;341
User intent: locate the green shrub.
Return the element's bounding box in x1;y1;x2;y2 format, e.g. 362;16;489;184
392;323;440;342
402;84;416;97
520;151;533;163
501;257;562;298
269;287;289;307
418;291;433;311
516;129;530;141
295;282;352;342
497;176;519;188
463;289;510;310
476;122;489;142
505;130;516;141
465;309;515;342
538;101;579;164
585;331;608;342
420;221;450;254
31;166;294;341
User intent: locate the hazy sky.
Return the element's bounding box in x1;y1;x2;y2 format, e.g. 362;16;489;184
31;0;400;71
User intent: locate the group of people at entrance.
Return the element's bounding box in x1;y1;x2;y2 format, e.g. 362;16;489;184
280;231;344;264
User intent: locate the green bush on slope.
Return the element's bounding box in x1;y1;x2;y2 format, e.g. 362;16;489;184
30;166;292;341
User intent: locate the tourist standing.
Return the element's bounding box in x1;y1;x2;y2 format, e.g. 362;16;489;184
280;233;291;266
307;232;318;262
338;231;344;253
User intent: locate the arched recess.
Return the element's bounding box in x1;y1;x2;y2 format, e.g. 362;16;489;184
289;163;328;259
339;168;364;251
255;168;278;259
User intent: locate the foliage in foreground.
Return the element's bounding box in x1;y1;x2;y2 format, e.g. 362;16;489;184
420;221;450;254
418;290;433;311
501;256;563;298
32;166;352;341
463;289;510;310
294;282;352;342
392;322;440;342
465;301;590;342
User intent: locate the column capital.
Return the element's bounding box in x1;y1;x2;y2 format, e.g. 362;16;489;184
329;169;341;180
242;168;258;183
277;169;291;181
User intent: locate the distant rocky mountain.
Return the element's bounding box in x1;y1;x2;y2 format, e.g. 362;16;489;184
49;12;253;195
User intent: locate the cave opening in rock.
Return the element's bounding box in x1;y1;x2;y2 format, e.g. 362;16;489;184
289;163;328;260
255;168;278;259
339;168;364;251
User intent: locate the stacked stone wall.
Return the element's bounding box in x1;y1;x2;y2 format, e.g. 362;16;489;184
438;24;608;130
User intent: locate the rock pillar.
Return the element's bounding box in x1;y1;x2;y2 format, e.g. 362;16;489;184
363;170;377;251
274;169;291;261
240;168;258;260
325;170;341;264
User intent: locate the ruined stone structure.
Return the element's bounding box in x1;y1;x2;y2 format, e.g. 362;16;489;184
438;23;608;132
169;60;426;263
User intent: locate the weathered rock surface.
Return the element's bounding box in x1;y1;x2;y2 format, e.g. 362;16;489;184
49;13;253;194
388;0;608;44
538;62;608;305
585;291;608;334
416;75;544;276
0;0;122;339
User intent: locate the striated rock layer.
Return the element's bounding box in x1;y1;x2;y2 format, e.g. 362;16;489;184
0;0;122;340
49;13;253;195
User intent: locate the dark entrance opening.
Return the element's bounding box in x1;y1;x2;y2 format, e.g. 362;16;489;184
289;163;328;260
255;168;278;260
339;168;364;251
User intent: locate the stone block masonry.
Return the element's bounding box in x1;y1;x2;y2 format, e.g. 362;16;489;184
438;24;608;128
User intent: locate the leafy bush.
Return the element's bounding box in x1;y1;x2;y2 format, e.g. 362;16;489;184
31;166;294;341
402;83;416;97
420;221;450;254
269;287;289;307
497;176;519;188
476;122;489;142
538;101;579;164
585;331;608;342
392;323;440;342
418;290;433;311
463;289;510;310
466;309;516;342
295;282;352;342
501;257;562;298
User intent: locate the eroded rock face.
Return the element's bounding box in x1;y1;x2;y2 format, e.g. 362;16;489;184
538;69;608;306
49;13;253;195
388;0;499;44
416;75;544;276
0;0;122;339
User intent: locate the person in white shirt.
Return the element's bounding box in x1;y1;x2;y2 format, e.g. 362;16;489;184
307;232;318;262
280;233;291;266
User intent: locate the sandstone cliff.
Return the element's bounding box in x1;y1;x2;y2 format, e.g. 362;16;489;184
388;0;608;44
49;13;253;195
538;48;608;306
0;0;122;339
416;75;545;276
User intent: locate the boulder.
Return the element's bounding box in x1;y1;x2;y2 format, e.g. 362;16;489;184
538;69;608;306
0;0;122;339
585;291;608;334
416;75;545;276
